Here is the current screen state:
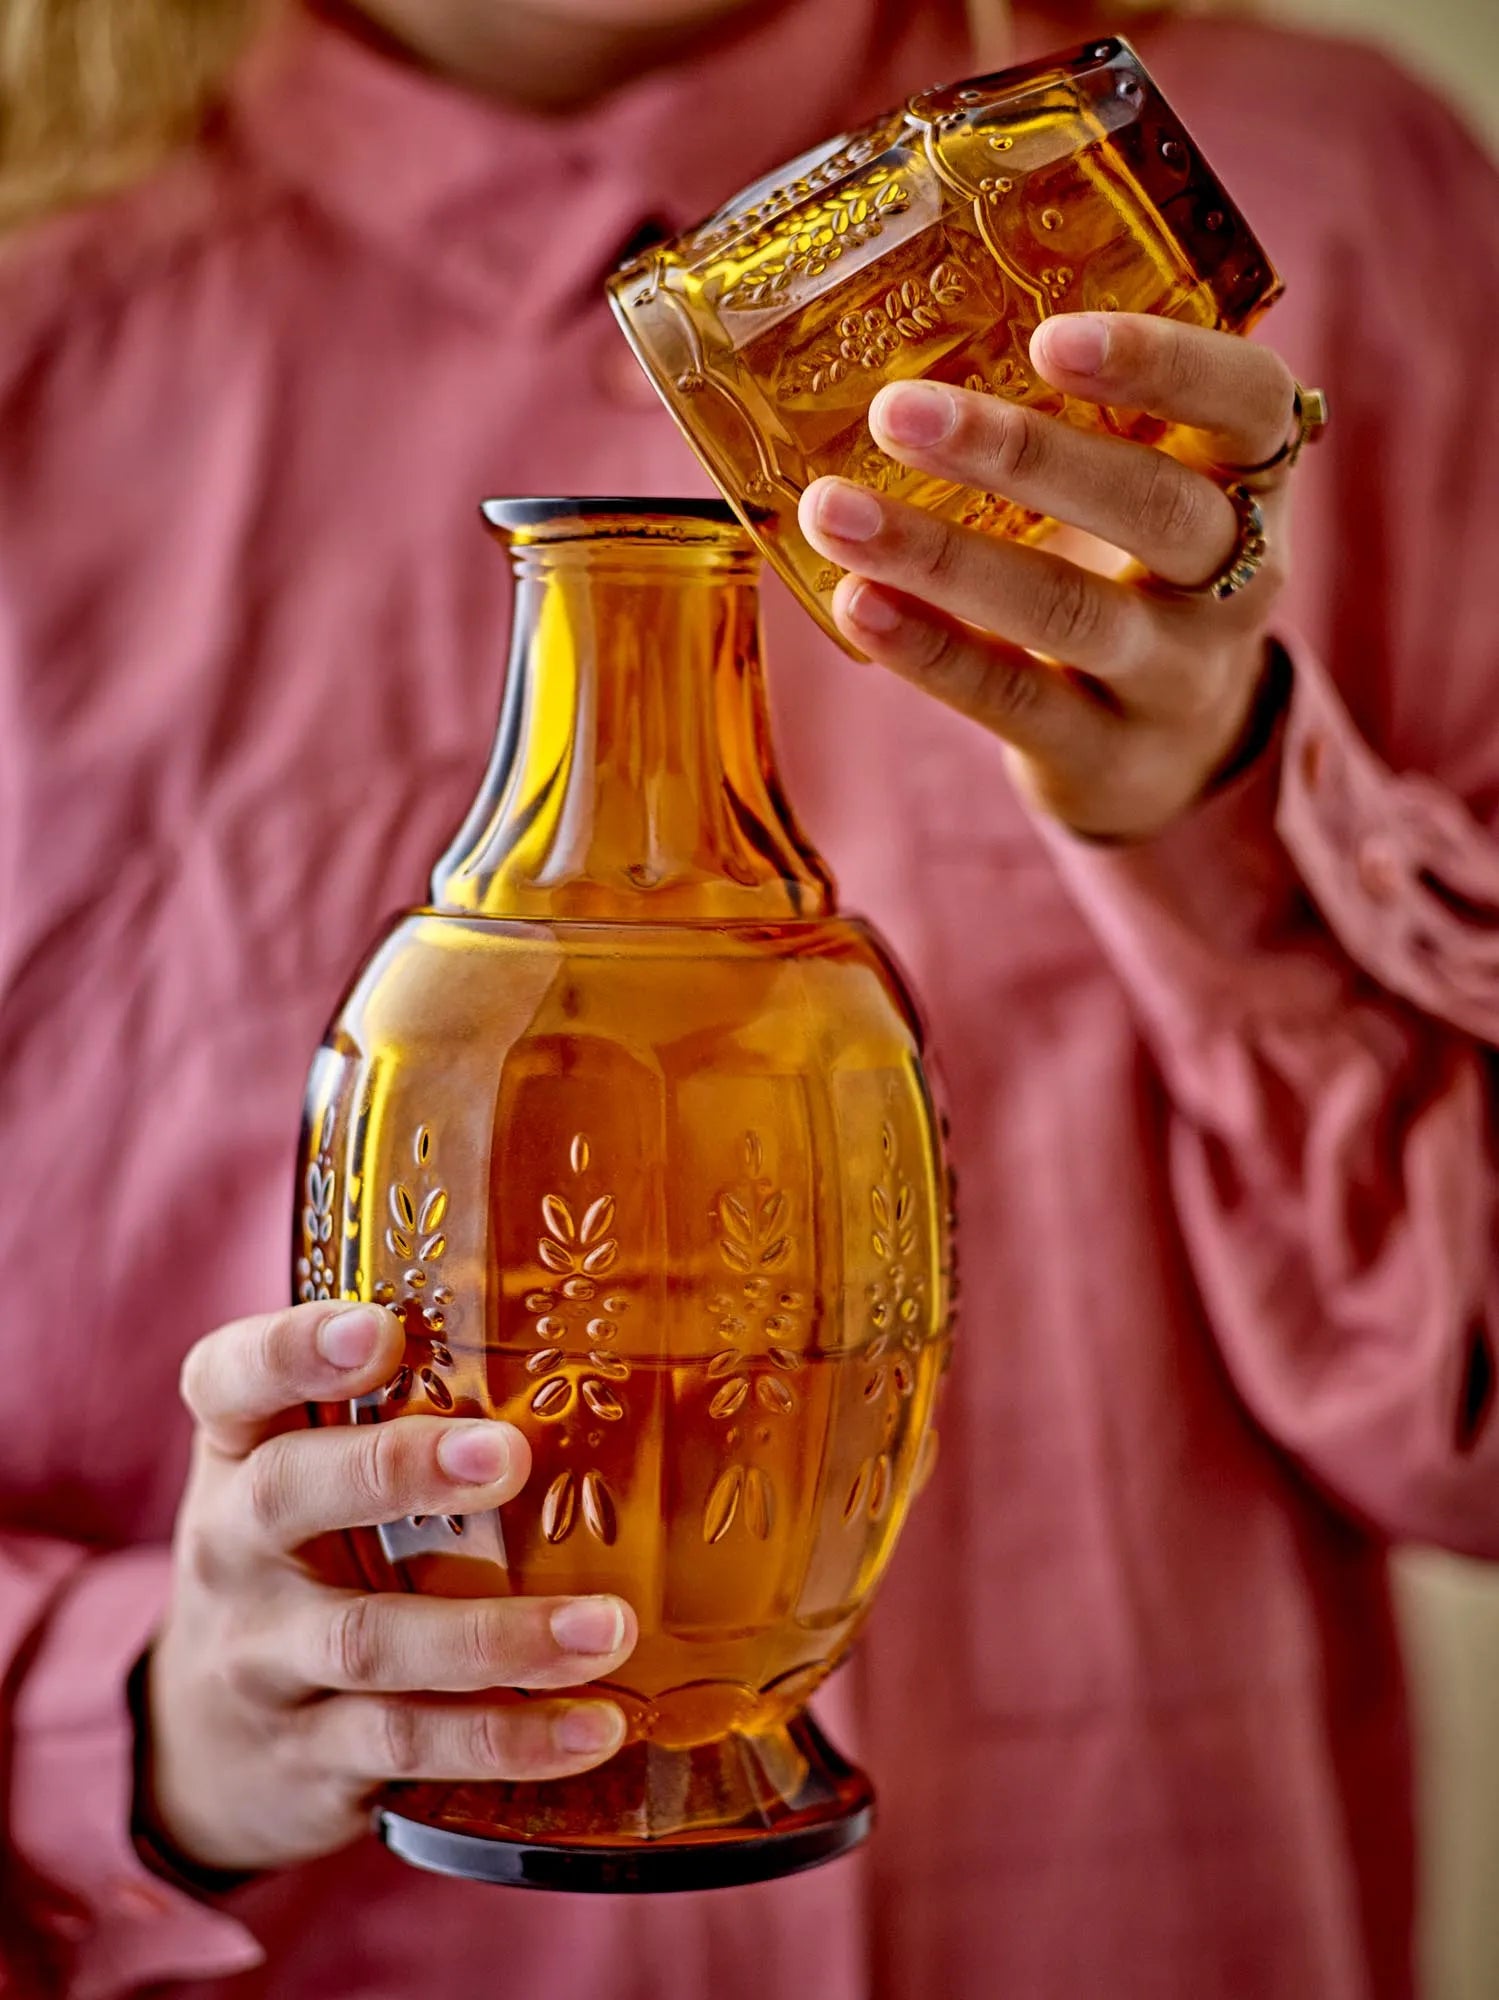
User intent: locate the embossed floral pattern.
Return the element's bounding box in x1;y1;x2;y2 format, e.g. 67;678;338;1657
296;1141;337;1303
375;1125;456;1415
716;168;912;312
684;115;905;262
786;262;967;400
702;1132;805;1545
524;1134;630;1548
846;1123;927;1527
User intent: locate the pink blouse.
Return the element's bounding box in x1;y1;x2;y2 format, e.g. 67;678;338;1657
2;4;1497;1996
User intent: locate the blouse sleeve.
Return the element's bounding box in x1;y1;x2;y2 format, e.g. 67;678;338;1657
0;1536;264;1998
1035;64;1499;1555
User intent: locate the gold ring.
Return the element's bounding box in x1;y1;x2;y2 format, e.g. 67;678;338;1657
1232;382;1330;478
1168;482;1268;602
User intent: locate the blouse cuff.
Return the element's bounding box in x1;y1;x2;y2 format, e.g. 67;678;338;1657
1036;634;1499;1048
1281;640;1499;1045
8;1545;264;1999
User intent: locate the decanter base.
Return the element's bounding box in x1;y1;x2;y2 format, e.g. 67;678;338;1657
375;1710;873;1894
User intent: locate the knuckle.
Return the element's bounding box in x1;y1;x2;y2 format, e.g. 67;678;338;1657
328;1594;386;1688
470;1706;519;1775
1162;325;1210;398
1137;454;1203;548
220;1635;278;1707
244;1438;297;1539
373;1697;426;1779
913;518;961;592
987;656;1042;724
178;1519;234;1594
457;1604;517;1684
985;404;1045;486
353;1420;414;1514
250;1308;308;1399
1038;563;1103;653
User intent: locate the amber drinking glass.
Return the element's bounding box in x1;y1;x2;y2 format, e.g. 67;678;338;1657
608;36;1281;647
296;499;953;1891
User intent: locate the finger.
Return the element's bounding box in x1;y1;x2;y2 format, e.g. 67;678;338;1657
233;1417;532;1553
1029;314;1296;470
831;572;1117;762
181;1304;405;1458
311;1692;628;1784
268;1591;638;1697
800;478;1151;683
869;381;1238;588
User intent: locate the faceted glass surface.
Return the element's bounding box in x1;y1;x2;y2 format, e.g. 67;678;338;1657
608;36;1281;648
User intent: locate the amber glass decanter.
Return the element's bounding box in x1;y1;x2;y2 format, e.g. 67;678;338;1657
297;499;953;1892
609;36;1281;645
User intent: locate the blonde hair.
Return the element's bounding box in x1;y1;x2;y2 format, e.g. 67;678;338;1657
0;0;267;230
0;0;1184;234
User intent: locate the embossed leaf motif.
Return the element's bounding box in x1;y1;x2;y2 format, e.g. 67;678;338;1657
743;1467;775;1541
582;1240;619;1275
418;1189;448;1233
420;1369;453;1412
542;1471;576;1543
538;1240;573;1274
542;1195;576;1244
391;1185;416;1231
581;1379;624;1422
704;1466;744;1544
581;1471;617;1546
579;1196;615;1245
756;1376;796;1416
710;1377;750;1420
531;1377;573;1418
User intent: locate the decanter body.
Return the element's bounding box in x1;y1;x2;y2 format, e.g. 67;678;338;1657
296;498;953;1890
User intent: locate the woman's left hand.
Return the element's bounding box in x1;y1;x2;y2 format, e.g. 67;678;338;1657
797;313;1301;842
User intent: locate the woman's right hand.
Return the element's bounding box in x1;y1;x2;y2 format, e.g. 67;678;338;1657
143;1301;637;1875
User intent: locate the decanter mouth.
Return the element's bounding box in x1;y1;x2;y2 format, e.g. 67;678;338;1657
481;496;753;549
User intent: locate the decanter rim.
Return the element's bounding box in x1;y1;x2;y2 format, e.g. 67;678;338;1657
481;495;746;535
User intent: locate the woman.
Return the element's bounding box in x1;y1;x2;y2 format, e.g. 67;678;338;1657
1;0;1496;1995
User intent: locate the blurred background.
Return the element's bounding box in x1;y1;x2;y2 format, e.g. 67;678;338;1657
1254;1;1498;1995
2;0;1494;1991
1269;0;1499;147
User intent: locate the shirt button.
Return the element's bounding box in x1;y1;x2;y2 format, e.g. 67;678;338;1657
595;339;663;410
110;1878;172;1918
1356;834;1403;904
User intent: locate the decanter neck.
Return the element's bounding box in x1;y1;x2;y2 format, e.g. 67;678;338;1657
430;501;834;923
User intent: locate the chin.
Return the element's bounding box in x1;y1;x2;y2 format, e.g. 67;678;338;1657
523;0;751;23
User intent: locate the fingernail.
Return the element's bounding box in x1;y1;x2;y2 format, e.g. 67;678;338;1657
555;1703;626;1758
317;1306;385;1370
845;581;902;635
875;381;957;448
550;1598;627;1656
436;1423;514;1486
1038;315;1109;375
808;479;883;543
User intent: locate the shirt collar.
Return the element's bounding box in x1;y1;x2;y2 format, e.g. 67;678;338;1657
231;0;975;317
